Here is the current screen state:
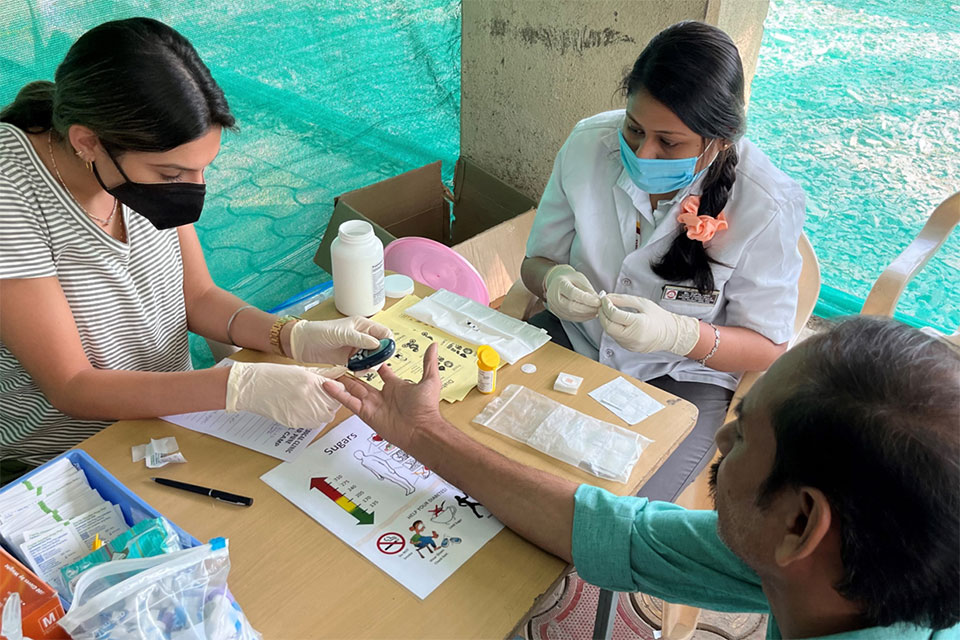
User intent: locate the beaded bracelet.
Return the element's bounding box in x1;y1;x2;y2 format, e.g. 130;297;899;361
697;323;721;366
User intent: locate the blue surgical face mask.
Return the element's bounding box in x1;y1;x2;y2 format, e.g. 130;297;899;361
618;130;714;194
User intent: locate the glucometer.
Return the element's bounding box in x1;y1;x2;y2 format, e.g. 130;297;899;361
347;338;396;372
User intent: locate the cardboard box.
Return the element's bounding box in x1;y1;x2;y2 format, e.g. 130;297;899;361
0;547;67;639
314;158;537;303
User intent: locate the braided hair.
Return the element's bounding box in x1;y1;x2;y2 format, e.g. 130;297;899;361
620;21;746;294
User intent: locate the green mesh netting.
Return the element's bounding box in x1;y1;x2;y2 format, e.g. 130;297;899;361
1;0;461;368
749;0;959;333
3;0;956;372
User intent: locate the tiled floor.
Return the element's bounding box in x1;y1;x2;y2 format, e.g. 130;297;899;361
521;573;767;640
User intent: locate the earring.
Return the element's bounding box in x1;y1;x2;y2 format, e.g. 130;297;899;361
74;150;92;171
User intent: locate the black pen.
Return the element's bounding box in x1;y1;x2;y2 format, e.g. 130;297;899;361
152;477;253;507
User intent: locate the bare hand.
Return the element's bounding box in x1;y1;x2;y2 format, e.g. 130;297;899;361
323;342;443;451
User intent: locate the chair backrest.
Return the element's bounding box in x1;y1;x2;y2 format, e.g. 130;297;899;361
725;232;821;417
861;191;960;317
792;232;821;347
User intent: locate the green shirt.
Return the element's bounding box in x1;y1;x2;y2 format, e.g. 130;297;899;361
571;485;959;640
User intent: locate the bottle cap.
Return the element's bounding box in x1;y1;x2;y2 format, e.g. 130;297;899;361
476;345;500;371
384;274;415;298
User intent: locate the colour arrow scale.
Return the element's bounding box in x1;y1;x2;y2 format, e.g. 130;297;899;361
309;477;375;525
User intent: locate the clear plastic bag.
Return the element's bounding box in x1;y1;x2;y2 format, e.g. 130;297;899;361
58;538;260;640
473;385;653;483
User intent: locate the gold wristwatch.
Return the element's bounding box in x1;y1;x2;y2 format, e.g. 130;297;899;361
269;315;298;357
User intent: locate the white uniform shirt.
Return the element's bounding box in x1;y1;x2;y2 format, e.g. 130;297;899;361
526;110;805;391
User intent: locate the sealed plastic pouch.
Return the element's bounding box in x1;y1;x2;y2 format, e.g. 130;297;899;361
473;385;652;483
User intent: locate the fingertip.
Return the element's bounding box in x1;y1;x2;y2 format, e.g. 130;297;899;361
377;362;399;382
423;343;440;377
322;379;346;399
599;296;615;315
360;334;381;349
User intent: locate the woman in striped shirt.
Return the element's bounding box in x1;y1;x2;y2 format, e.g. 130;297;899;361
0;18;389;482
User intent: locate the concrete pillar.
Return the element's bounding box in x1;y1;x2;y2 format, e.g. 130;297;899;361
461;0;770;200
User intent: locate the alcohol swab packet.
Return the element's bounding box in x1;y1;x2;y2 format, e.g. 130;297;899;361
589;377;665;425
132;437;186;468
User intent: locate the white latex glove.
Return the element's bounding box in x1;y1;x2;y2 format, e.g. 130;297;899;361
598;293;701;355
226;361;348;428
543;264;601;322
288;317;392;364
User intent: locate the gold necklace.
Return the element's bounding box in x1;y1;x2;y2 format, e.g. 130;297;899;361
47;131;118;227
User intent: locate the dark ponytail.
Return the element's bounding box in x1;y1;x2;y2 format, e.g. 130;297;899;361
1;17;234;153
620;21;746;293
0;81;56;133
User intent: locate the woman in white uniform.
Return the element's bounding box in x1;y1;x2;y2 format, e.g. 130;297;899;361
522;21;805;501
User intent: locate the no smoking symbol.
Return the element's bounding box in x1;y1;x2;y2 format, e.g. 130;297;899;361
377;532;405;555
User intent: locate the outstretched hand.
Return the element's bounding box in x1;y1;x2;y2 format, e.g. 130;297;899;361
323;342;443;452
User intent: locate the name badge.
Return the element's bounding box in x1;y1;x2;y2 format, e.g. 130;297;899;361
662;285;719;305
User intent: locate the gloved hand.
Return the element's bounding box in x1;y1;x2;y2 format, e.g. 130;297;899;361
543;264;601;322
598;293;701;355
288;317;392;364
225;361;348;428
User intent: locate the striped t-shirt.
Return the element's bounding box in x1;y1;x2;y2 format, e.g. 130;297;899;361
0;123;192;465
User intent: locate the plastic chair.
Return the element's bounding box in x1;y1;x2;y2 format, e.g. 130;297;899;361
383;236;490;305
861;191;959;324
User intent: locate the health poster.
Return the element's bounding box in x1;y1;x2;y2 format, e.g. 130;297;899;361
260;415;503;599
358;295;480;403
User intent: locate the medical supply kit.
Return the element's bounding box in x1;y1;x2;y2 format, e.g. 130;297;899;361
0;450;261;639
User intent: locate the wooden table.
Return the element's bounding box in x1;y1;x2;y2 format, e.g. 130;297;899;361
77;283;697;638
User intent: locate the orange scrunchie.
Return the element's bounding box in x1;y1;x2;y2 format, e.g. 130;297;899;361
676;195;728;242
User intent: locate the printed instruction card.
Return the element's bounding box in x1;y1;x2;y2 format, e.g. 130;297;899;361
261;415;503;599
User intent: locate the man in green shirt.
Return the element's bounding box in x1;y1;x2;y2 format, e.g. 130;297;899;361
325;317;959;639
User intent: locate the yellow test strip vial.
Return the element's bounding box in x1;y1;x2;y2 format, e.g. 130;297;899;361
476;345;500;394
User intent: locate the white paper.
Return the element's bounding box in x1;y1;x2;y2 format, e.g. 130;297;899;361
19;524;87;595
0;474;87;525
132;436;187;468
0;481;90;535
2;487;106;549
23;502;127;548
261;416;503;599
589;376;665;425
0;459;82;504
161;410;320;462
405;289;550;364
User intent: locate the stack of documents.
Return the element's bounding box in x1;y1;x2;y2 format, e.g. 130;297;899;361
0;458;126;595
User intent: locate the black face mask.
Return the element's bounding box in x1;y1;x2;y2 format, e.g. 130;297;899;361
92;149;206;230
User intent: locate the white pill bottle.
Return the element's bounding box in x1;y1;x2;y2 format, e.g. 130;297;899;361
331;220;385;317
